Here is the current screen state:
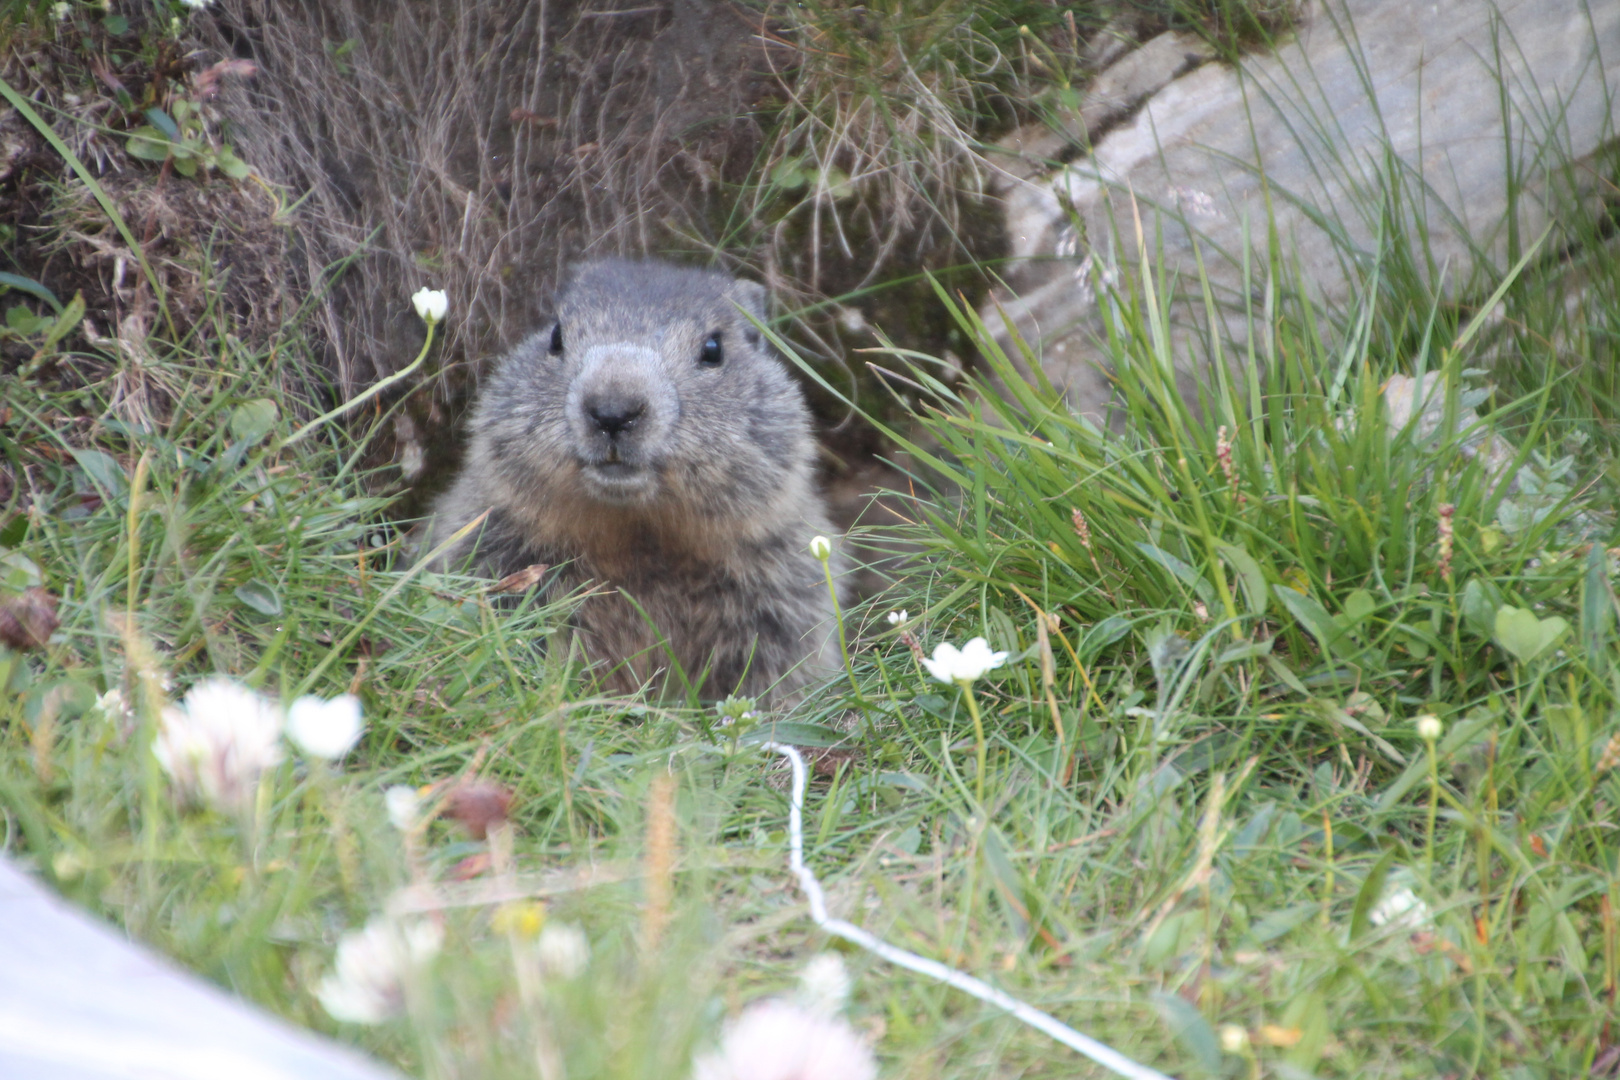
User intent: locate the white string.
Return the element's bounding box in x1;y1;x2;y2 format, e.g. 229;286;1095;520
760;741;1176;1080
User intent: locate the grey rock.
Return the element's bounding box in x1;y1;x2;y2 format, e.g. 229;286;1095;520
987;0;1620;420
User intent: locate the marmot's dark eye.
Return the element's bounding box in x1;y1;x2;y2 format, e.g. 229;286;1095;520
549;322;564;356
699;333;723;366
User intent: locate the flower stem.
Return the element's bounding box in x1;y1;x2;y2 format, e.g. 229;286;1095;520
283;319;437;448
961;680;987;805
819;551;861;706
1423;734;1440;886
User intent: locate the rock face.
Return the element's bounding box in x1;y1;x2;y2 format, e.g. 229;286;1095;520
985;0;1620;419
0;857;405;1080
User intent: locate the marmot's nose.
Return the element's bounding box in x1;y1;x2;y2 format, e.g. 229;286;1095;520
585;394;647;439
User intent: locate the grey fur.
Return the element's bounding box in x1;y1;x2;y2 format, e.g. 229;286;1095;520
426;258;841;701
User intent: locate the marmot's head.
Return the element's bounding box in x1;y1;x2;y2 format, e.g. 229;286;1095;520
484;259;815;526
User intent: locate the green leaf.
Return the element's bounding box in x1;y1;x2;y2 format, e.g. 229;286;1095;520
1340;588;1376;627
1264;653;1309;695
1460;577;1499;639
1214;636;1273;665
1582;543;1614;667
103;13;128;34
234;581;283;617
40;291;84;351
229;398;280;445
738;721;848;748
1136;542;1216;605
5;305;49;335
126;127;173;162
216;145;251;179
1349;847;1400;940
70;448;127;501
982;826;1030;938
1309;698;1405;764
1144;619;1191;691
0;272;62;313
1077;614;1132;662
1248;901;1315;943
171;154;198;178
1151;991;1222;1075
1216;540;1267;617
1273;583;1357;661
1493;605;1569;664
143;107;179;140
0;516;26;547
769;157;810;191
818;165;855;201
0;550;44;590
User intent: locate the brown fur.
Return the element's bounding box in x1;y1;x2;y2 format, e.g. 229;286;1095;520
427;258;841;701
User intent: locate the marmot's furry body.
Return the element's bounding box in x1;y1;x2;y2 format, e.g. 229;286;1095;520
428;259;839;700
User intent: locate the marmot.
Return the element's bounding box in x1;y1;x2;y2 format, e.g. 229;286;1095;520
426;258;841;701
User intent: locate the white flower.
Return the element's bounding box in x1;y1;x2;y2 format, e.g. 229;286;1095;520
152;677;284;813
796;954;851;1017
52;2;71;19
94;687;131;723
921;637;1008;684
692;999;875;1080
385;785;422;831
316;916;443;1024
1416;714;1443;742
808;535;832;561
1368;885;1431;931
411;287;448;324
886;610;909;627
535;922;590;980
1218;1024;1248;1054
285;693;363;760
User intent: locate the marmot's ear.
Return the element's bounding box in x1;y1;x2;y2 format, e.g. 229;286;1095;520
731;280;768;324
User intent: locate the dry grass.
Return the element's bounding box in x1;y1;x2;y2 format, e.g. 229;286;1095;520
194;0;778;396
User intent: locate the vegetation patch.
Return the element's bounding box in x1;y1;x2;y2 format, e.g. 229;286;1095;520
6;2;1620;1078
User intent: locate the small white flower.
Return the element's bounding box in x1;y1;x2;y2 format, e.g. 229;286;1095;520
921;637;1008;684
535;922;590;980
285;693;363;760
94;687;131;723
52;2;71;19
886;610;909;627
692;999;875;1080
385;785;422;831
808;535;832;561
411;287;448;324
1369;885;1431;931
316;916;443;1024
152;677;284;813
1218;1024;1248;1054
1416;714;1443;742
796;954;851;1017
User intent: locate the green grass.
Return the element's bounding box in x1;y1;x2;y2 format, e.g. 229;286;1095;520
5;5;1620;1079
7;215;1620;1078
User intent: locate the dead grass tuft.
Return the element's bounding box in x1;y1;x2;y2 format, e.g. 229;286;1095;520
192;0;778;400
